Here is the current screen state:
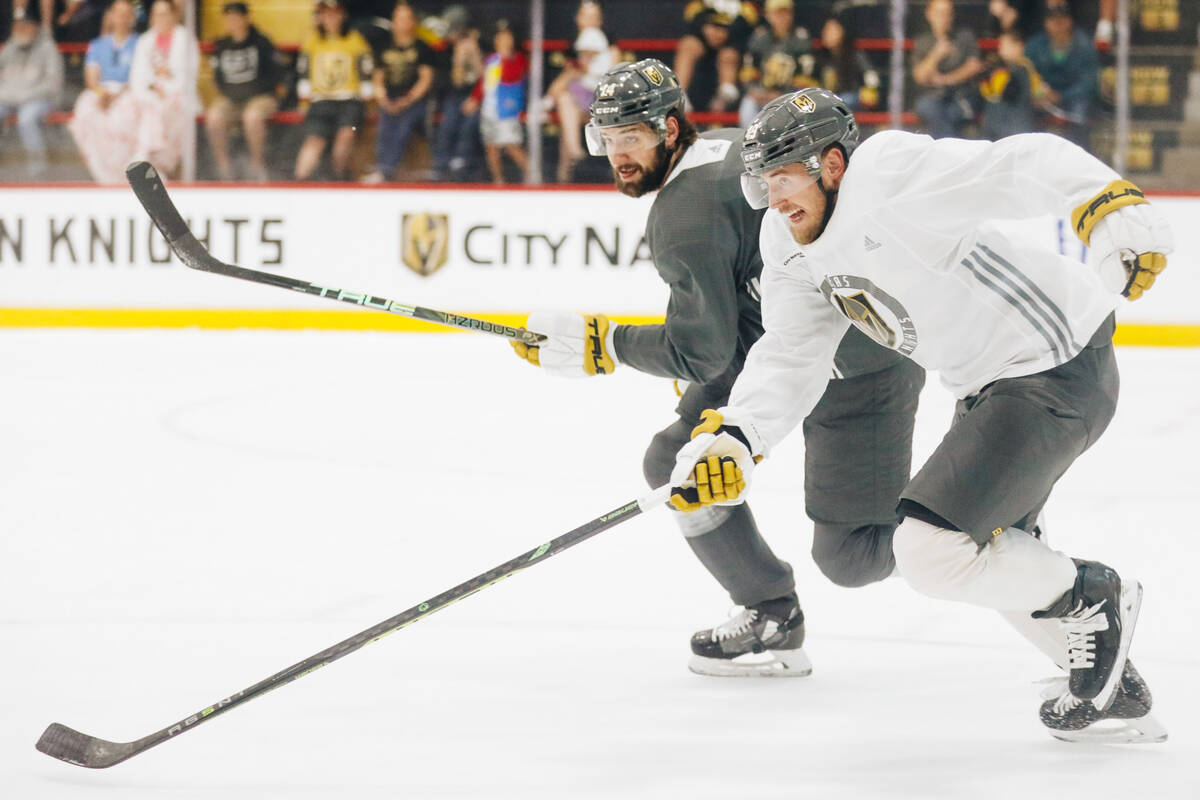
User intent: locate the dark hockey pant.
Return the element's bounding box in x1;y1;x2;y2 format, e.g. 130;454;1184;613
644;357;925;606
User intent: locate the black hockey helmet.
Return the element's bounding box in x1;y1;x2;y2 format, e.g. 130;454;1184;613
740;88;859;208
585;58;686;156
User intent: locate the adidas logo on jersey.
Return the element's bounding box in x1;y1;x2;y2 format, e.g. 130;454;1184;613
864;235;882;252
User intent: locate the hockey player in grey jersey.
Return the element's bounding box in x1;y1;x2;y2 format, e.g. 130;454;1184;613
669;87;1170;741
511;59;925;677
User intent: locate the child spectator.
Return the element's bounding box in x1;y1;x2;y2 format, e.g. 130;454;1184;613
1025;1;1097;147
294;0;374;181
815;15;879;111
0;11;62;176
541;1;617;182
69;0;140;183
362;1;434;183
978;29;1041;139
206;2;282;181
911;0;983;138
464;19;527;184
128;0;198;178
738;0;815;127
431;4;482;181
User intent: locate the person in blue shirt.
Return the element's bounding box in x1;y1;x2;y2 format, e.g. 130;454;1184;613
1025;2;1098;147
69;0;141;183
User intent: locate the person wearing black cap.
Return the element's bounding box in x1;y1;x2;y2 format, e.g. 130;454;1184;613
675;1;759;112
208;2;283;181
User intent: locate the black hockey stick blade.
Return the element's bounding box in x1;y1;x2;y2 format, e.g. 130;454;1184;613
36;723;141;769
124;161;545;344
36;485;671;768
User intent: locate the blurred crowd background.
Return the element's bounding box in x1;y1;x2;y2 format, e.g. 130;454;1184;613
0;0;1195;187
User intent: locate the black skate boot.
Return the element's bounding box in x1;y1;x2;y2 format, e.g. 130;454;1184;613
688;593;811;677
1032;559;1142;710
1039;659;1167;743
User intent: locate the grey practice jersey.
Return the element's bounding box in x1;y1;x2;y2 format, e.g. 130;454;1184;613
612;129;897;414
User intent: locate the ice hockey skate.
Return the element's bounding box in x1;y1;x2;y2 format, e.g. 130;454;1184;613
1039;659;1167;744
1033;559;1143;710
689;594;812;677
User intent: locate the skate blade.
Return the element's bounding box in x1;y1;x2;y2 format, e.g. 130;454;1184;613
1051;713;1168;745
688;648;813;678
1092;580;1143;711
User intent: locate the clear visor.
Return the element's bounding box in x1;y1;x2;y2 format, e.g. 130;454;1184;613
585;122;667;157
740;168;820;209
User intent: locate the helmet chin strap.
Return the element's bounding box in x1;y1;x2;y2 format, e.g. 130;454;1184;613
815;178;838;239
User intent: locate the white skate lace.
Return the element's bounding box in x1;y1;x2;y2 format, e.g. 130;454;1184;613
711;608;758;642
1036;677;1085;715
1059;600;1109;669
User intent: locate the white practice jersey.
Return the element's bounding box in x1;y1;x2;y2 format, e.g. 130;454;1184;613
732;130;1123;453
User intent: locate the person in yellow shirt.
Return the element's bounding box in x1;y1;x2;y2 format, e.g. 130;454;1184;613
294;0;374;180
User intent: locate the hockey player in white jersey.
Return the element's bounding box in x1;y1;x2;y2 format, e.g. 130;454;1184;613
510;61;924;678
668;87;1171;742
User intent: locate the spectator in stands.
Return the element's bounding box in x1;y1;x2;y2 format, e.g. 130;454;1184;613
978;29;1041;139
987;0;1022;35
69;0;140;183
294;0;374;181
128;0;198;178
1094;0;1116;46
541;2;618;182
737;0;815;127
815;14;879;111
54;0;107;42
431;4;481;181
1025;2;1097;148
6;0;53;36
911;0;983;138
676;1;759;112
361;1;434;183
207;2;282;181
0;10;62;176
464;19;527;184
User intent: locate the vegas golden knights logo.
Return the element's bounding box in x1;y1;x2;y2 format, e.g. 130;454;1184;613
792;93;817;113
314;52;352;93
833;291;897;349
401;213;449;277
641;65;664;86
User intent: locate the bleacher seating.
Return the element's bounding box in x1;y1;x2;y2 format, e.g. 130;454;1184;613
0;0;1191;185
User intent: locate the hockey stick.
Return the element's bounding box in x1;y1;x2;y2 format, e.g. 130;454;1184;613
124;161;545;346
36;485;671;768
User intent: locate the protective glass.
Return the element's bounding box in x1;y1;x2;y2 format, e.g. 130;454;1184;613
740;168;819;209
585;122;667;157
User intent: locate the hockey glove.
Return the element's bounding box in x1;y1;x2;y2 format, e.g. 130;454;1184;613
668;408;764;513
510;310;618;378
1071;180;1174;301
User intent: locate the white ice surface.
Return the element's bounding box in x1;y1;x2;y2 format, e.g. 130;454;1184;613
1;329;1197;799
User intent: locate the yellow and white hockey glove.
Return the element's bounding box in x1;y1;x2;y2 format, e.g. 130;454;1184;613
510;310;618;378
668;408;764;513
1071;180;1174;301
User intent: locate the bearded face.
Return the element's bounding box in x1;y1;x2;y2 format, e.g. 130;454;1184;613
612;141;674;198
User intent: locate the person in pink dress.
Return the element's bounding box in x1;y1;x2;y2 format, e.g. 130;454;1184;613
128;0;198;177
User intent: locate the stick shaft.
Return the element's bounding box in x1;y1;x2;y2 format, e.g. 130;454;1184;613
37;487;669;767
124;161;544;345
